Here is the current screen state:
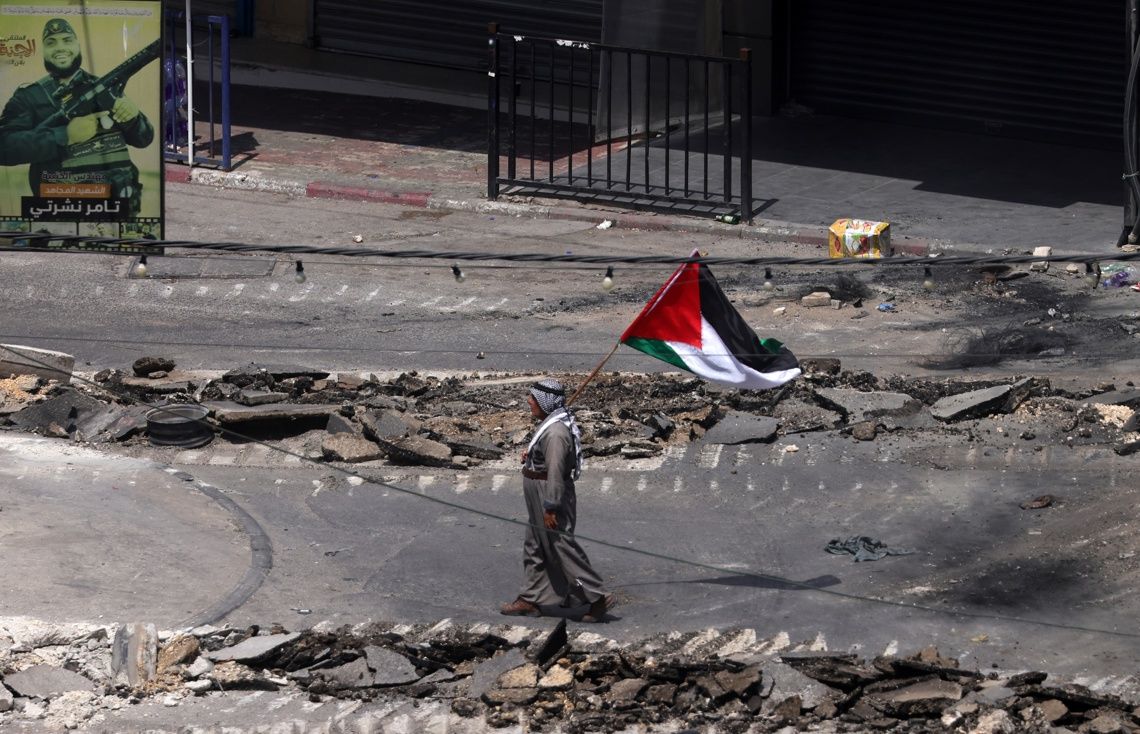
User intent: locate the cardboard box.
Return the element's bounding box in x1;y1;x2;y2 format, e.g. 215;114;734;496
829;219;892;259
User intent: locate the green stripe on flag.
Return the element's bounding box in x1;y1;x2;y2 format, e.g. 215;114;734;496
623;337;691;373
759;337;785;353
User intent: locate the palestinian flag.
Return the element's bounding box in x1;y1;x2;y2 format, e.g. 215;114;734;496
620;258;801;390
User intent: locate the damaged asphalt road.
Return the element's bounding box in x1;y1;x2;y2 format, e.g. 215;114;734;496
2;195;1140;730
2;361;1139;732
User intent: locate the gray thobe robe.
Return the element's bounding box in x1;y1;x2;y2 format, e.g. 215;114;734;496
518;420;607;606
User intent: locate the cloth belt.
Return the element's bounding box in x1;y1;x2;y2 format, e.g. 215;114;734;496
521;468;548;480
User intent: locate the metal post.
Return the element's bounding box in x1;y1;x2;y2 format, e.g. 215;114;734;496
684;58;690;197
568;46;574;184
184;0;193;177
548;42;555;183
626;51;632;190
508;37;517;180
220;15;232;170
703;60;709;199
487;23;500;200
740;48;753;223
644;52;651;193
722;62;732;205
664;56;670;196
207;21;216;157
587;46;595;187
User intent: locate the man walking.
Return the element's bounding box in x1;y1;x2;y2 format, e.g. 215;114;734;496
501;378;612;623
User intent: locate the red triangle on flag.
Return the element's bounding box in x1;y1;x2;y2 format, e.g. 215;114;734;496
620;262;702;347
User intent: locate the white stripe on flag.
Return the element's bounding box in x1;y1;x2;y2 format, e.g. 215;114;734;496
666;317;801;389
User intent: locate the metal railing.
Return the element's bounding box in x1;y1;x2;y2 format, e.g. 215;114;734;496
487;24;754;222
163;12;232;171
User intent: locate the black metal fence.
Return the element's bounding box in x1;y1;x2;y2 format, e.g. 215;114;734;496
487;24;754;222
163;12;233;171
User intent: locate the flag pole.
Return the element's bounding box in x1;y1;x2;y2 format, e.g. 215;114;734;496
567;341;621;407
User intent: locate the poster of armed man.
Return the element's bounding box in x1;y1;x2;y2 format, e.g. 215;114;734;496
0;0;163;242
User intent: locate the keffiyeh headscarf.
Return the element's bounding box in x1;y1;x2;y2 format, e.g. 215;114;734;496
529;378;566;415
527;378;583;480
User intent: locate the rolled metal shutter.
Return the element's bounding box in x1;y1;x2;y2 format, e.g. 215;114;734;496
313;0;604;71
789;0;1122;148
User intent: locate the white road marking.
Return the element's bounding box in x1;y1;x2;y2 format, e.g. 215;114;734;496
600;476;613;494
417;475;436;491
673;476;684;493
196;285;209;296
484;298;508;311
455;475;470;494
288;283;314;302
636;476;648;492
491;474;508;493
697;445;723;469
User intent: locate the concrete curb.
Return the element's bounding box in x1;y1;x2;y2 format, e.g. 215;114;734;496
166;163;961;257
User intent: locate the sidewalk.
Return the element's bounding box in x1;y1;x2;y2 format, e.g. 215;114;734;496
164;42;1128;257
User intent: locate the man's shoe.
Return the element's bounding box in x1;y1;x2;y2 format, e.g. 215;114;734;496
500;597;541;617
579;594;613;623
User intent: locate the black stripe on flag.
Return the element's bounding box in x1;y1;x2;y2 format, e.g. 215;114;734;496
698;264;799;374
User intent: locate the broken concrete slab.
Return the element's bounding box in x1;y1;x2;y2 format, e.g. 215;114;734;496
10;390;104;435
868;678;963;717
814;388;923;423
322;434;386;463
380;434;453;467
496;663;541;689
466;648;527;700
205;632;301;664
762;662;844;711
1086;387;1140;409
609;677;649;701
931;384;1012;422
203;401;337;425
326;413;360;435
364;646;420;686
93;405;150;442
120;377;194;395
235;389;289;407
704;412;780;444
360;408;421;441
801;291;832;307
320;657;376;689
157;635;200;674
3;665;95;699
109;622;158;687
0;682;12;711
773;399;842;433
209;661;279;690
0;344;73;383
438;436;504;460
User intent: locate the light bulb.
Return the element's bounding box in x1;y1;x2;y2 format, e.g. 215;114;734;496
601;266;615;291
132;255;148;278
452;264;466;283
294;260;306;284
762;267;774;291
922;266;935;291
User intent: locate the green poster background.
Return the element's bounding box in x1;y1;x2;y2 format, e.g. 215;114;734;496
0;0;162;239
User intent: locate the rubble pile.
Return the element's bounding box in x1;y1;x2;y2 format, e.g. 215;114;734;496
2;357;1138;465
1;619;1137;733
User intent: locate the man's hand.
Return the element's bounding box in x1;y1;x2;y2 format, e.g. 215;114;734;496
110;95;139;124
543;510;558;530
66;113;101;144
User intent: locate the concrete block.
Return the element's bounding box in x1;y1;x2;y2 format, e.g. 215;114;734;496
0;344;73;383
